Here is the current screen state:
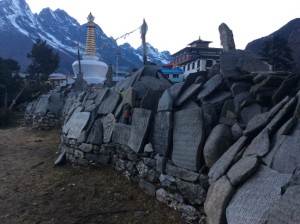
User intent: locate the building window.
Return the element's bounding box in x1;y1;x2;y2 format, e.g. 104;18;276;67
192;62;195;70
187;64;190;70
206;60;213;67
173;74;179;78
197;60;200;68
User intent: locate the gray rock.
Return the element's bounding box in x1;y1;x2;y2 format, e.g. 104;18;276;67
111;123;131;146
127;108;152;153
219;23;236;51
67;112;90;139
165;162;200;183
139;179;156;197
227;155;259;186
243;112;269;136
175;83;203;106
204;176;235;224
203;124;233;168
102;113;116;143
151;111;172;156
94;87;110;105
226;165;292;224
86;118;103;145
240;103;262;125
231;123;243;140
97;91;121;115
197;74;223;101
157;88;173;112
230;82;251;97
175;178;206;205
172;108;204;171
208;136;248;184
85;153;110;164
243;129;270;157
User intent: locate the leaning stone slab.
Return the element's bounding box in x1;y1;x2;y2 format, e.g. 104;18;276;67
240;103;261;125
34;94;50;114
227;155;259;186
94;87;110;105
62;106;83;134
265;185;300;224
204;176;235;224
165;162;199;183
208;136;248;184
203;124;233;168
103;113;116;143
243;129;270;157
48;93;64;114
151;111;172;156
172;108;204;171
67;112;90;139
226;165;292;224
157;88;173;112
265;135;300;174
127;108;152;153
86;118;103;145
197;74;222;101
243;112;269;136
175;83;203;106
97;91;121;115
111;123;131;146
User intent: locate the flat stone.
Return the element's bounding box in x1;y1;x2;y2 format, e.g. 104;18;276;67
157;88;173;112
165;162;199;183
86;118;103;145
97;91;121;115
111;123;131;146
151;111;172;156
208;136;248;184
67;112;90;139
265;185;300;224
203;124;233;168
197;74;223;101
172;108;204;171
103;113;116;143
175;83;203;106
226;165;292;224
204;176;235;224
243;129;270;157
127;108;152;153
227;155;259;186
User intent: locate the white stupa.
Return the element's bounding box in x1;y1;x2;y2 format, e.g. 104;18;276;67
72;13;108;84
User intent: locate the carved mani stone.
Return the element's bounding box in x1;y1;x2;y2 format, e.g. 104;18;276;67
226;165;292;224
172;108;204;171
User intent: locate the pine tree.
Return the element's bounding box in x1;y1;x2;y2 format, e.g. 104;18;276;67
259;36;294;71
27;38;59;82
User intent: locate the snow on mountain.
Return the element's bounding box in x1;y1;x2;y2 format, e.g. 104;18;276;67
0;0;172;73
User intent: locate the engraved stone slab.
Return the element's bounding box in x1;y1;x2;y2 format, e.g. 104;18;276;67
151;111;172;156
67;112;90;139
172;108;204;171
48;93;64;114
226;165;292;224
265;135;300;174
62;106;83;134
208;136;248;184
204;176;235;224
127;108;152;153
86;118;103;145
111;123;131;146
103;113;116;143
34;94;50;114
265;185;300;224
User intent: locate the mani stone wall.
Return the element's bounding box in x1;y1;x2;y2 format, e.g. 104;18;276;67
31;52;300;223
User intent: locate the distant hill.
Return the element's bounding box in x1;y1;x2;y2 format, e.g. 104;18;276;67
0;0;172;74
245;18;300;73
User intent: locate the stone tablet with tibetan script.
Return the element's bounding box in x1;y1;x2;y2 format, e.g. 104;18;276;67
127;108;152;153
226;165;292;224
67;112;90;139
172;108;204;171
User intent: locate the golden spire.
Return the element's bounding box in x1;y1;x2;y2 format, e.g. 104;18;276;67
84;12;96;55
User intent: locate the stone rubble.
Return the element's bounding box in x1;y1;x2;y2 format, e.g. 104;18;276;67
24;24;300;224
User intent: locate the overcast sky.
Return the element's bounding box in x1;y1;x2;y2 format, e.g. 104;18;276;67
26;0;300;54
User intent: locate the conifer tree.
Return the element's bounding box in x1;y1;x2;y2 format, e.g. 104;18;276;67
27;38;59;82
259;36;294;71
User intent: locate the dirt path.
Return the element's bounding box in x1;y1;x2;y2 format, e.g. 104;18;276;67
0;113;185;224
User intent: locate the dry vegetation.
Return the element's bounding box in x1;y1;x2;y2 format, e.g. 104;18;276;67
0;112;185;224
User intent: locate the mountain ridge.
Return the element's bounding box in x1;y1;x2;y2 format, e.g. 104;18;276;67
0;0;172;74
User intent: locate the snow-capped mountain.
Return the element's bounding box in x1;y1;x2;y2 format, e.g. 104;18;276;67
0;0;172;74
